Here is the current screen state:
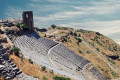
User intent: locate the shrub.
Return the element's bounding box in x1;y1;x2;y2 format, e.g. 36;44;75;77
96;40;102;46
42;66;46;71
73;33;77;36
12;47;20;56
75;37;82;43
16;23;21;28
86;50;91;54
96;48;100;52
53;76;70;80
22;24;29;30
33;76;39;79
118;58;120;61
2;24;6;27
106;74;111;79
78;49;83;53
77;38;82;42
43;76;48;80
96;32;101;35
51;24;56;29
28;59;33;64
111;71;119;78
50;70;54;74
102;52;106;55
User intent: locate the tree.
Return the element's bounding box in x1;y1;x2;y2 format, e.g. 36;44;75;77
12;46;20;56
42;66;46;71
51;24;56;29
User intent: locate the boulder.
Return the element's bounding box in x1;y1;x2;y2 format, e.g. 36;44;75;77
0;29;4;34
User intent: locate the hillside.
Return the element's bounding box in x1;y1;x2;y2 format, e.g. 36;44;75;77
38;26;120;80
0;25;71;80
0;24;120;80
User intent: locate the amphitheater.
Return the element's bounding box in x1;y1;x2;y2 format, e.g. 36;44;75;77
0;11;106;80
13;31;106;80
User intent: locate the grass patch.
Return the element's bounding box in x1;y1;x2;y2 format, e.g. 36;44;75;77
33;76;39;79
2;24;6;27
43;76;48;80
53;76;70;80
111;70;119;78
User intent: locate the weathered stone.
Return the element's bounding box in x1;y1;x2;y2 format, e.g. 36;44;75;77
0;38;7;43
6;30;15;35
0;29;4;34
35;27;47;32
7;22;14;27
22;11;34;31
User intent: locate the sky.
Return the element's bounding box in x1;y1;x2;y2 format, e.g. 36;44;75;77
0;0;120;44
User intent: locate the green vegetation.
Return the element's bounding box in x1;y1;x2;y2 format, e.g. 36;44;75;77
53;76;70;80
12;46;20;56
96;32;101;35
106;74;111;79
97;65;104;71
16;23;21;28
51;24;56;29
28;59;33;64
96;40;103;46
50;70;54;74
118;58;120;61
75;36;82;43
56;26;70;30
96;48;100;52
2;24;6;27
42;66;46;71
102;52;106;55
33;76;39;79
86;50;91;54
111;70;119;78
22;24;29;30
78;49;83;54
43;76;48;80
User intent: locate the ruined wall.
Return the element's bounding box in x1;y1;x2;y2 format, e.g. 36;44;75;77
22;11;34;31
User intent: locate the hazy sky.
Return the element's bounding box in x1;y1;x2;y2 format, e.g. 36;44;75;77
0;0;120;44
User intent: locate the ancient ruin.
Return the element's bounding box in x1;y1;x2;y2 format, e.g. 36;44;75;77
22;11;34;31
0;11;107;80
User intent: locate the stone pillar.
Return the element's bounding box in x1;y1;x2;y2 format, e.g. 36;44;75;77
22;11;34;31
